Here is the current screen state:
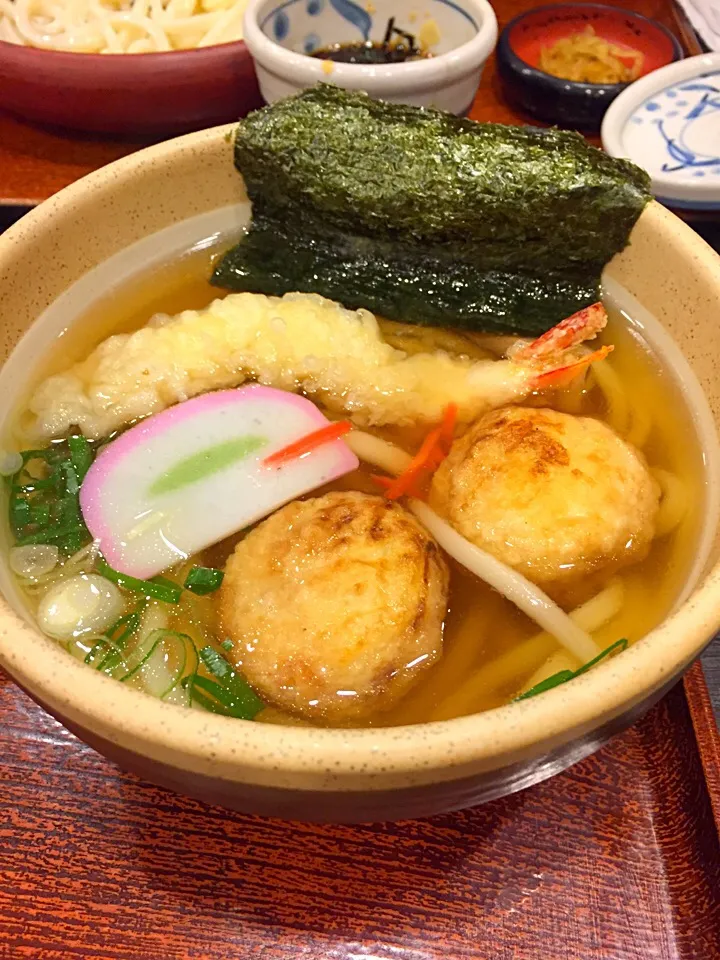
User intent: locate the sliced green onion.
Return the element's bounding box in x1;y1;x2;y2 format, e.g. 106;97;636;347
20;447;58;464
29;503;51;526
10;497;32;534
181;676;227;715
573;638;629;676
61;531;86;556
9;438;95;556
68;435;93;482
183;672;264;720
15;521;87;546
199;644;235;680
97;558;183;604
13;478;57;492
221;638;234;651
515;638;629;702
106;601;147;649
84;637;126;676
62;462;79;496
120;629;198;699
183;645;264;719
184;565;224;595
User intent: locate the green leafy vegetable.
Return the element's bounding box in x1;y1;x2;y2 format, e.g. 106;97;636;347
84;638;123;674
97;558;183;604
120;629;199;700
106;602;147;648
182;645;264;719
515;638;629;701
213;84;651;336
9;438;96;555
184;565;224;595
68;435;93;482
81;601;148;675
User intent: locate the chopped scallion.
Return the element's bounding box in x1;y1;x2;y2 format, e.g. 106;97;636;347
62;462;79;496
120;629;197;699
183;645;264;719
199;644;233;679
515;638;629;701
184;672;264;720
97;558;183;604
184;565;224;595
106;601;147;649
68;435;93;482
9;438;96;556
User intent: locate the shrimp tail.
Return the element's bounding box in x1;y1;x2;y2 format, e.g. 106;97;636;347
530;345;614;391
509;302;612;391
512;303;608;363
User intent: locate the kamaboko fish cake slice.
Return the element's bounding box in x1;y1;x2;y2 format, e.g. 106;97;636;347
79;385;358;579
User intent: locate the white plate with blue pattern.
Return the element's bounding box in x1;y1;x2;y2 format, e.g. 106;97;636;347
601;53;720;211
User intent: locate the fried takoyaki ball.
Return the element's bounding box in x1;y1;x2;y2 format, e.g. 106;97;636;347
220;491;449;723
430;406;660;590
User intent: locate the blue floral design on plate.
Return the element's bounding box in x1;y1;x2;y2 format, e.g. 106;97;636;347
657;83;720;172
273;9;290;39
626;70;720;179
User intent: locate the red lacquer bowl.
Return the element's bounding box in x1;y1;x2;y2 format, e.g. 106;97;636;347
496;3;683;130
0;39;263;136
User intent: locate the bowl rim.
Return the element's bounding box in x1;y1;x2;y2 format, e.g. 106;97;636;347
601;51;720;209
497;2;684;94
242;0;498;90
1;124;720;788
0;36;247;60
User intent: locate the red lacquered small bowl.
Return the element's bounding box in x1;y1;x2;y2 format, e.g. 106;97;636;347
496;3;683;130
0;39;262;136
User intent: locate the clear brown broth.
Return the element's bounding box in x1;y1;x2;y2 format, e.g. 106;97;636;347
13;246;706;726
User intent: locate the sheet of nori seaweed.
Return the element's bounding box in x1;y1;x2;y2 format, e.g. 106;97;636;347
212;85;651;335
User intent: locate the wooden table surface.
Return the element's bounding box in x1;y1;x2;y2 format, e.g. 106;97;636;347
2;4;720;958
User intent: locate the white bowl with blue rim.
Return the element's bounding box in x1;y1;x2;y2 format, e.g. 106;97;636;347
601;52;720;213
242;0;498;114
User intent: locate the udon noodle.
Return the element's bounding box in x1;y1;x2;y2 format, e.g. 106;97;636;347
0;0;248;52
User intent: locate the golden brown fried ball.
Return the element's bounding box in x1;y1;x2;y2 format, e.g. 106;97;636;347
220;491;449;723
430;406;659;591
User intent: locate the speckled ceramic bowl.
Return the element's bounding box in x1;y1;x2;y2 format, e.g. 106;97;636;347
1;127;720;824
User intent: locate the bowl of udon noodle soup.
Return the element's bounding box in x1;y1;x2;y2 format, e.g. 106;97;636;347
0;0;262;135
1;86;719;824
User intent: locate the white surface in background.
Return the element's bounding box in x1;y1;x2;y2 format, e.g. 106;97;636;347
676;0;720;50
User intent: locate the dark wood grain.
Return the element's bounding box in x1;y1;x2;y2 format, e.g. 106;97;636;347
704;638;720;724
1;666;718;960
686;657;720;828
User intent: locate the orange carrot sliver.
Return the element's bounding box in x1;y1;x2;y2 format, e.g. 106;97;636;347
439;402;458;452
264;420;353;466
371;473;425;500
384;427;444;500
371;474;392;488
374;404;458;501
